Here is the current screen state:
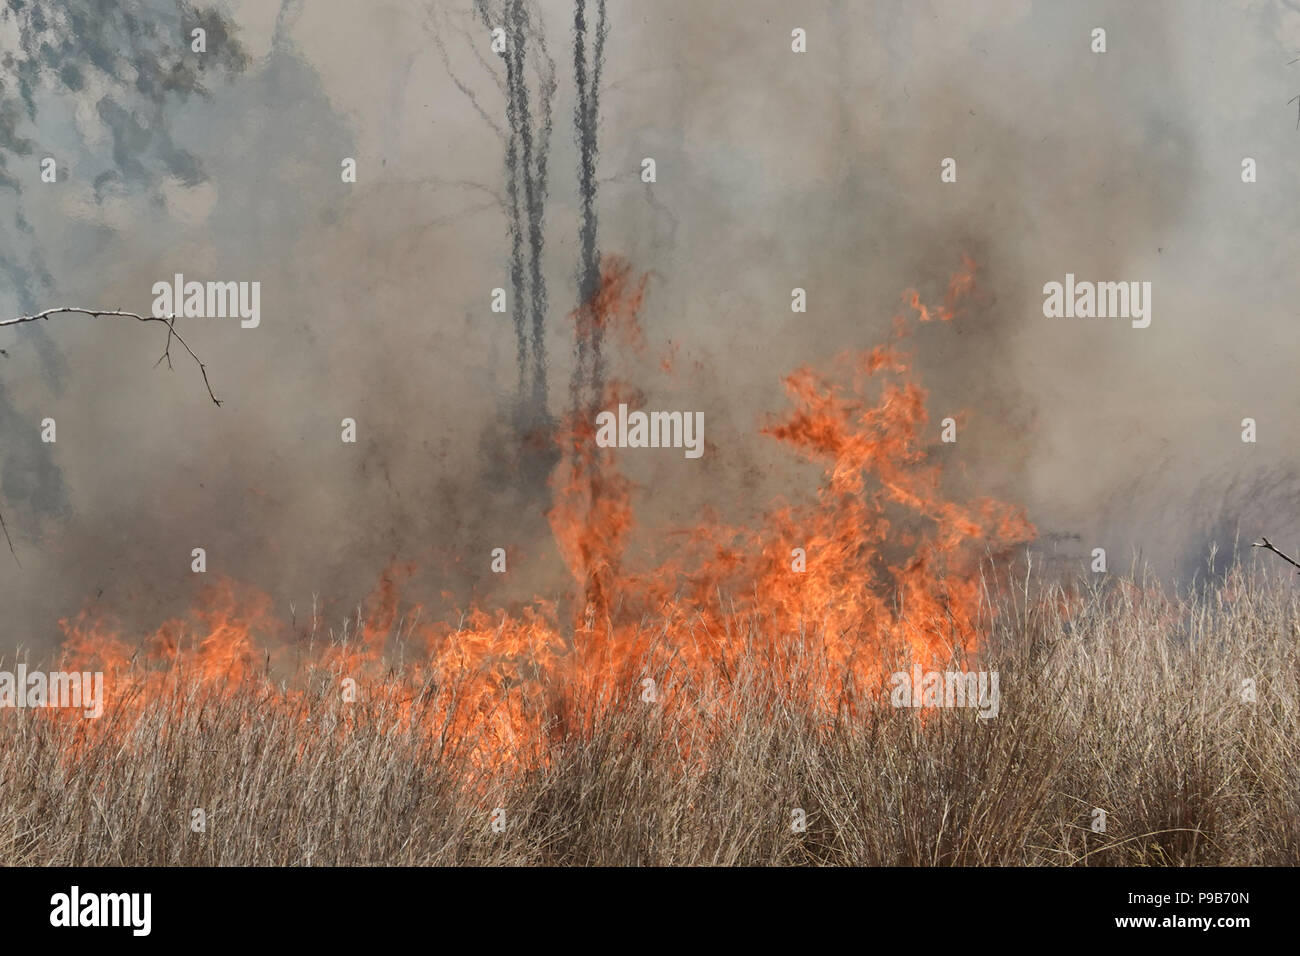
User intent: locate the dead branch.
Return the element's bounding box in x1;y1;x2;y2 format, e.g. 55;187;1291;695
1252;536;1300;572
426;4;508;141
0;507;18;567
0;307;222;406
0;305;222;566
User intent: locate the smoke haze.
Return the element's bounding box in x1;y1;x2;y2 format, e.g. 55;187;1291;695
2;0;1299;649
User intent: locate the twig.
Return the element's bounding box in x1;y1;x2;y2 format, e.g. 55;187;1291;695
0;307;221;406
426;5;507;141
0;507;19;568
1252;536;1300;572
0;306;222;567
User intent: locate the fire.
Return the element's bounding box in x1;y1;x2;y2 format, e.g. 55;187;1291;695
35;256;1034;775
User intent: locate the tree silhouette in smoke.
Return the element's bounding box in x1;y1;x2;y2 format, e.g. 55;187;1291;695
429;0;555;441
431;0;613;499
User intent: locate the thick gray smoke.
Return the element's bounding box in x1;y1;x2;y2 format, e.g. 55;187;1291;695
2;0;1299;652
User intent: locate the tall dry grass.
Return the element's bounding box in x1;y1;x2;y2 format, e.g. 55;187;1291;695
1;561;1296;865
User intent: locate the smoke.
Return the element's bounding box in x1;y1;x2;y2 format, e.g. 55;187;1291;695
2;0;1299;653
595;0;1300;582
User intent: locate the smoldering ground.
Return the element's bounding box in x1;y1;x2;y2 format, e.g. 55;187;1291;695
2;0;1300;651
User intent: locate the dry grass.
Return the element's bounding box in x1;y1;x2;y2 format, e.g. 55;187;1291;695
1;563;1297;866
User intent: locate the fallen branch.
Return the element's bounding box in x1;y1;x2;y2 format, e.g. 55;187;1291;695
1252;536;1300;572
0;307;221;406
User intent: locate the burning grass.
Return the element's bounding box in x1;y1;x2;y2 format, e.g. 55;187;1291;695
2;258;1294;864
0;563;1297;866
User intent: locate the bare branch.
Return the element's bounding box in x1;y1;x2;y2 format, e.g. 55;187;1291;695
0;507;19;568
1252;536;1300;572
152;312;177;370
472;0;500;31
426;5;507;140
1;307;222;406
367;176;505;207
411;198;504;233
456;16;508;96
